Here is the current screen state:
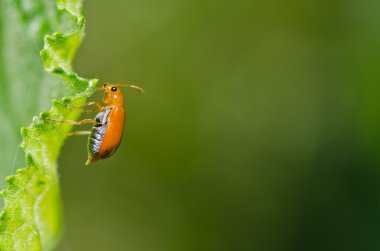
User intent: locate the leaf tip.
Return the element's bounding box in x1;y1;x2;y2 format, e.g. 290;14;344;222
78;16;85;28
5;176;17;187
40;49;48;59
40;112;50;120
20;127;29;138
52;66;65;74
25;153;35;166
52;99;61;106
89;79;99;88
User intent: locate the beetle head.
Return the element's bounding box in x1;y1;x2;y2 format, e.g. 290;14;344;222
96;83;144;106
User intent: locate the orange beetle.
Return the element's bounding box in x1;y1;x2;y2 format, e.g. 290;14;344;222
47;83;144;165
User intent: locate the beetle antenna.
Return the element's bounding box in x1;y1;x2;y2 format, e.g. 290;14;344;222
96;83;145;93
117;84;145;93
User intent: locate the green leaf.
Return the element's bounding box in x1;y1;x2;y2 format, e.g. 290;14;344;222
0;0;97;250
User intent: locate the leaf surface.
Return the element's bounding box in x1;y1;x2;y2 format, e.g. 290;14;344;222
0;0;96;250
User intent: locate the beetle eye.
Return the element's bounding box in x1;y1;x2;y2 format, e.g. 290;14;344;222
111;87;117;92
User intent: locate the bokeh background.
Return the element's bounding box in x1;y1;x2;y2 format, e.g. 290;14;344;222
56;0;380;250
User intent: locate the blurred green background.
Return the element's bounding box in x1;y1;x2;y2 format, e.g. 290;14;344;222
56;0;380;250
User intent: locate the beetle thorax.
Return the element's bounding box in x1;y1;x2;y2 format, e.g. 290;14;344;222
103;89;124;106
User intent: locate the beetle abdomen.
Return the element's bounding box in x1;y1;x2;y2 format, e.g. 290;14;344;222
87;108;112;164
98;106;125;159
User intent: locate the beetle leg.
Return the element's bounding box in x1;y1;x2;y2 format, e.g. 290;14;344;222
83;108;102;114
67;101;103;113
69;131;91;136
46;118;97;126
